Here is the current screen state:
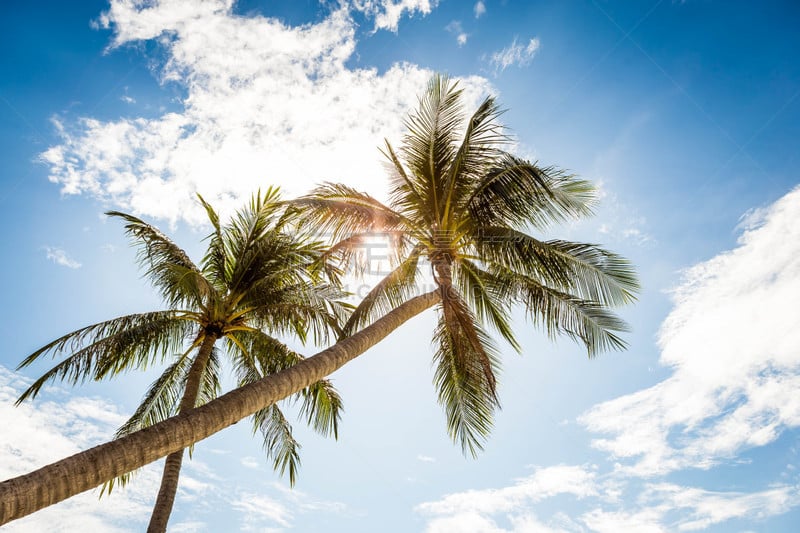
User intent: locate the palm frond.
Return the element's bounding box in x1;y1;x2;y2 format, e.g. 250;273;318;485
196;346;222;407
400;74;464;220
231;331;342;486
432;303;501;457
107;211;207;308
294;183;411;241
114;345;196;437
243;282;352;345
221;189;290;294
16;312;192;403
468;156;596;229
299;378;343;439
197;194;228;290
491;267;630;355
99;471;135;497
229;330;303;376
342;246;423;336
251;403;302;486
455;259;520;352
475;228;639;306
442;96;507;224
230;331;343;438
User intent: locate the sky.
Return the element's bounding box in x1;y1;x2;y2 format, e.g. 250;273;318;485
1;0;800;531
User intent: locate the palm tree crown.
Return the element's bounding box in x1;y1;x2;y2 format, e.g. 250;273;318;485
16;189;350;528
297;75;639;455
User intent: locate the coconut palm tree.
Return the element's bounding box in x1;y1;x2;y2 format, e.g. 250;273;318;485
15;190;349;532
293;74;639;454
0;75;638;524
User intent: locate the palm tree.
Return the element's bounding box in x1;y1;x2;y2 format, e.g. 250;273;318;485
0;75;637;524
294;74;639;454
14;190;349;532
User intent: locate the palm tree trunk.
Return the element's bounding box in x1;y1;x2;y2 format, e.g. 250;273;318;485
147;334;217;533
0;291;439;525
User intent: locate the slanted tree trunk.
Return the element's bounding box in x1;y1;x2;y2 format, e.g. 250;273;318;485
0;291;439;526
147;333;217;533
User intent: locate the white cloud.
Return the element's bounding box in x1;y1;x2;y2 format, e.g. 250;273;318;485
1;364;349;531
581;186;800;476
417;465;597;517
169;521;207;533
233;492;293;529
0;366;159;532
417;454;436;463
241;456;260;469
120;95;135;104
474;1;486;19
490;37;540;74
417;188;800;531
43;246;81;269
586;180;654;246
43;0;491;226
445;21;468;46
231;484;346;531
417;464;800;533
351;0;438;32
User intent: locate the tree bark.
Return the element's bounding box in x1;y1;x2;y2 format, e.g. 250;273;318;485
147;334;217;533
0;291;439;525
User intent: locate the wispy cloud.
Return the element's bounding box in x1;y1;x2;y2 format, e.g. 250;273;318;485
417;465;597;518
44;0;491;226
489;37;540;74
351;0;439;32
417;468;800;532
240;456;260;469
1;363;349;531
43;246;81;269
0;366;158;532
445;20;468;46
232;493;293;529
582;186;800;476
416;186;800;531
233;483;347;530
417;454;437;463
474;1;486;19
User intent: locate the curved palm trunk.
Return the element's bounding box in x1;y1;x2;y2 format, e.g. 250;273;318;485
147;334;217;533
0;291;439;525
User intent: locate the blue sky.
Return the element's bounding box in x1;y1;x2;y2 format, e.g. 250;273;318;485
1;0;800;531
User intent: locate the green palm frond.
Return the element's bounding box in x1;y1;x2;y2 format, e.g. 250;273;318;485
342;245;423;336
294;183;411;240
491;267;630;355
231;330;343;486
244;282;351;345
229;330;303;376
16;312;192;403
442;96;507;225
401;75;464;220
99;471;134;497
196;346;222;407
114;344;197;437
468;156;596;229
432;303;501;457
382;140;426;223
230;331;343;437
197;194;227;290
221;189;290;293
475;227;639;306
252;404;301;486
107;211;208;308
455;259;519;352
298;378;342;439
